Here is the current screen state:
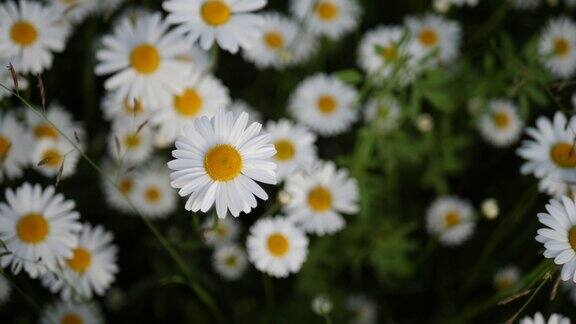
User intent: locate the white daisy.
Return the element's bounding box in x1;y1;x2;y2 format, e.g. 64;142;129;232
25;104;83;144
40;300;103;324
517;112;576;184
0;112;32;182
168;110;277;219
212;244;248;280
519;312;570;324
0;59;28;99
153;73;230;148
290;0;361;40
364;96;401;132
95;12;192;107
50;0;99;24
0;183;82;278
405;14;462;65
101;159;137;214
477;99;523;147
538;17;576;79
0;0;70;74
31;138;81;179
357;26;406;79
227;100;262;124
0;274;11;305
163;0;267;53
132;161;177;219
426;196;476;246
246;216;308;278
41;223;119;300
202;216;241;247
511;0;542;9
108;119;154;165
539;175;576;199
100;92;152;122
346;295;378;324
284;161;359;236
493;265;521;291
289;73;358;136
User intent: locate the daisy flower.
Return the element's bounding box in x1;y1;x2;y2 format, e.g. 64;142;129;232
40;300;103;324
0;0;70;74
519;312;570;324
290;0;361;40
346;295;378;324
132;161;177;219
539;175;576;199
0;59;28;99
477;99;523;147
289;73;358;136
538;17;576;79
227;100;262;124
284;161;359;236
202;216;241;247
426;196;476;246
153;73;230;148
42;223;119;300
511;0;542;9
50;0;99;24
168;110;277;219
246;217;308;278
25;104;82;144
517;112;576;184
163;0;267;53
212;244;248;280
265;119;317;181
108;119;154;165
101;159;137;214
311;295;333;316
357;26;406;79
31;138;81;179
95;12;192;107
364;96;401;132
0;112;32;182
405;14;462;65
494;265;521;291
0;274;11;306
0;183;82;278
100;93;152;122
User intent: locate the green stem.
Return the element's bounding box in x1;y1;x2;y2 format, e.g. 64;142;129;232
263;274;275;321
0;268;41;312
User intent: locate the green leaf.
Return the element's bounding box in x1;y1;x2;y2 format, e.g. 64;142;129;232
335;69;363;85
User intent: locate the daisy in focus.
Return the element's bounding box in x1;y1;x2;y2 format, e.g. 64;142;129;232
133;161;177;219
519;312;570;324
477;99;523;147
246;217;308;278
493;265;521;291
168;110;277;219
202;216;241;247
364;96;401;132
40;300;103;324
163;0;267;53
426;196;476;246
50;0;99;24
290;0;361;40
346;295;378;324
95;13;192;107
0;183;82;278
284;161;359;236
405;14;462;65
42;223;119;300
212;244;248;280
265;119;317;181
0;0;70;74
31;138;81;179
289;73;358;136
538;17;576;79
0;112;32;182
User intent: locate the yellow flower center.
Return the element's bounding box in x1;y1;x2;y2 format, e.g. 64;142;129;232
130;44;160;74
214;224;228;238
10;20;38;47
381;45;398;61
67;247;92;274
550;142;576;168
16;213;49;244
492;111;510;129
204;144;243;181
419;28;439;48
316;95;337;115
225;255;238;267
145;186;162;204
444;211;461;228
34;124;59;140
123;98;144;115
201;0;231;26
0;135;12;162
308;186;333;212
42;149;63;168
119;178;133;194
264;31;284;49
274;139;296;161
569;226;576;251
174;88;203;117
553;37;570;57
315;2;339;21
267;233;289;257
61;313;83;324
124;133;141;149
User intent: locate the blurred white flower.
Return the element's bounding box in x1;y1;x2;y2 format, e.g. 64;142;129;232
426;196;476;246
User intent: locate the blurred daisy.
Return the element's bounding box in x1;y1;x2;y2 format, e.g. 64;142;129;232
0;59;28;99
312;294;333;316
536;196;576;282
212;244;248;280
163;0;267;53
0;112;32;182
133;161;177;219
108;120;154;165
25;104;82;144
0;183;81;278
426;196;476;246
100;93;152;122
266;119;317;181
538;17;576;79
227;100;262;123
284;161;359;236
477;99;523;147
50;0;99;24
517;112;576;183
364;96;401;132
0;0;70;74
95;13;192;107
290;0;361;40
0;274;11;305
153;73;230;147
31;138;81;179
539;175;576;199
511;0;542;9
42;223;119;300
405;14;461;65
246;217;308;278
202;216;241;247
289;73;358;136
493;266;521;291
40;300;103;324
346;295;378;324
168;110;277;219
357;26;406;79
519;312;570;324
101;159;137;214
